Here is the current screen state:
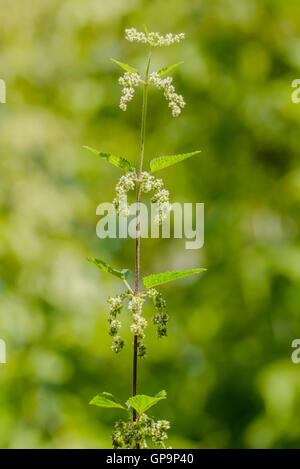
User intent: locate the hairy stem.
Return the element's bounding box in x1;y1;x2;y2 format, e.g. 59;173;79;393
133;48;152;425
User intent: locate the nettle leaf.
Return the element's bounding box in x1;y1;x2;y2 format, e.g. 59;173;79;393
88;258;130;280
84;146;132;171
110;58;138;74
150;151;201;172
89;392;127;410
143;269;206;288
127;391;167;415
156;61;184;77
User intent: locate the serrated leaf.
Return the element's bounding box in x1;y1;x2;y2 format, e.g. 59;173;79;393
156;61;184;77
84;146;132;171
89;392;127;410
150;151;201;172
143;269;206;288
110;58;138;74
88;258;130;280
127;391;167;415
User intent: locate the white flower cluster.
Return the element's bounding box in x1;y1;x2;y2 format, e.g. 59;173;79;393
141;171;172;224
140;172;171;224
125;28;185;47
111;335;124;353
106;288;169;357
118;72;141;111
108;319;121;336
108;296;123;317
149;72;185;117
113;171;171;224
150;419;170;446
140;171;156;192
151;187;172;224
130;314;148;336
112;414;171;449
107;295;126;353
147;288;169;337
128;295;147;358
113;169;136;217
128;295;145;315
130;314;148;357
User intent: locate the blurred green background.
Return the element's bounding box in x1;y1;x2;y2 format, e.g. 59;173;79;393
1;0;300;449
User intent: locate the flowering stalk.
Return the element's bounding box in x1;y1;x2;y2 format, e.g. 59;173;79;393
86;27;206;449
133;47;152;424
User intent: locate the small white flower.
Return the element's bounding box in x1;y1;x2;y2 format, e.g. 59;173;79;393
125;28;185;47
124;171;172;224
151;186;172;223
118;72;141;111
149;72;185;117
153;178;164;190
125;28;148;44
114;169;137;217
108;296;123;316
130;323;145;339
128;295;145;315
132;313;148;328
147;288;159;299
109;319;121;336
111;335;124;353
141;172;155;193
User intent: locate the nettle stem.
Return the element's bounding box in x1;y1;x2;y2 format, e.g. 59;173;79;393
133;48;152;424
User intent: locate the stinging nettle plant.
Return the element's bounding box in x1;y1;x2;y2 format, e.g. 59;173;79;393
86;27;206;449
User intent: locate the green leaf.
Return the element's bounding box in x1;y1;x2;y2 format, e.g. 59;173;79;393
143;24;149;36
150;151;201;172
88;258;130;280
156;61;184;77
127;391;167;415
84;146;132;171
143;269;206;288
110;58;138;74
89;392;127;410
154;390;167;398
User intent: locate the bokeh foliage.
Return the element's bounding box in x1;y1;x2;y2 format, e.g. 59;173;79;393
0;0;300;448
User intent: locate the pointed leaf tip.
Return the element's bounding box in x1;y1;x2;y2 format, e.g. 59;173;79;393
150;151;201;172
157;61;184;77
84;146;132;171
110;58;138;74
88;258;130;280
143;269;206;288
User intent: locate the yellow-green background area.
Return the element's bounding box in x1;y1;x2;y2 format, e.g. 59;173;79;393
0;0;300;449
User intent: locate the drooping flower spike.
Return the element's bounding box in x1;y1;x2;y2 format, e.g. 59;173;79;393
118;71;185;117
112;170;172;224
118;72;141;111
106;288;169;359
149;73;185;117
